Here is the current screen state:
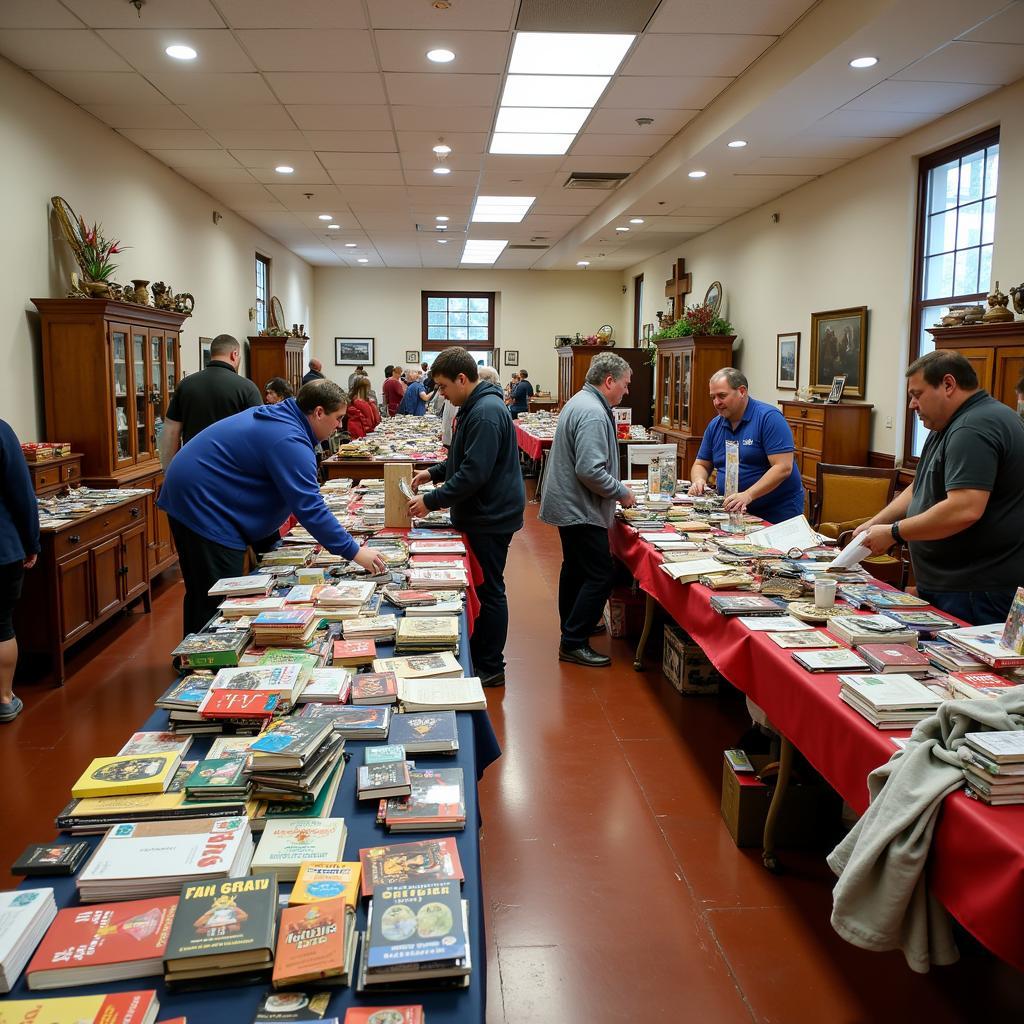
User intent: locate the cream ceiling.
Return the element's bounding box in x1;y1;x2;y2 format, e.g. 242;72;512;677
1;0;1022;271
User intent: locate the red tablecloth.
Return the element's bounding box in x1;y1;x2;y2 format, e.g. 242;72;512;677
611;520;1024;973
514;422;552;461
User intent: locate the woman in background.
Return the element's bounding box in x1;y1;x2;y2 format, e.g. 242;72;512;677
263;377;292;404
347;374;382;439
0;418;40;723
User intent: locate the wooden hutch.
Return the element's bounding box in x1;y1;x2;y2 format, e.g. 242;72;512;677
929;320;1024;409
651;334;735;474
248;334;307;396
32;298;188;578
555;345;654;426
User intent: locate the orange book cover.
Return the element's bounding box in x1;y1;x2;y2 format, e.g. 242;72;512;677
344;1008;423;1024
271;895;348;988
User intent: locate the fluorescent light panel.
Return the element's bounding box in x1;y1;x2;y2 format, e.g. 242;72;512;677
495;107;589;134
509;33;633;76
461;240;508;265
472;195;535;223
490;132;574;155
500;74;610;108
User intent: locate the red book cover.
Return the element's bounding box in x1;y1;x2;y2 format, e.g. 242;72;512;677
410;555;463;565
858;643;930;669
200;688;279;719
344;1008;424;1024
271;895;348;987
27;898;177;987
951;671;1018;698
333;639;377;663
351;672;399;704
393;590;435;602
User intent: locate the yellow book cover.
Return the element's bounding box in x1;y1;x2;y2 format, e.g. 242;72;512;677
289;861;362;909
0;990;159;1024
71;753;180;800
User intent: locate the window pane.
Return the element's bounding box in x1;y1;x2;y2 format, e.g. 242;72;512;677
427;326;448;340
981;197;996;245
924;252;954;299
448;297;468;312
468;312;489;327
427;297;446;311
958;150;984;204
448;312;467;326
468;298;489;312
427;311;448;326
926;209;957;255
953;248;979;295
468;326;489;341
956;201;982;248
984;145;999;197
980;245;993;292
928;159;959;213
450;325;468;340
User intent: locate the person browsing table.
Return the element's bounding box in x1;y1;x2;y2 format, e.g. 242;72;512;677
688;367;804;521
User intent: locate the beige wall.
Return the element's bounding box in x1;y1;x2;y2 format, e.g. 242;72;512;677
0;57;313;441
622;78;1024;461
312;267;623;393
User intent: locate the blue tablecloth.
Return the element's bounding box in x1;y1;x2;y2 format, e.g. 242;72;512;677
4;603;500;1023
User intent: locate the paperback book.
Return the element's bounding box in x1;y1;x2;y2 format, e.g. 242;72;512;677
388;711;459;754
358;838;464;897
791;648;870;673
272;896;357;989
252;819;348;882
71;752;182;800
351;672;400;705
290;861;362;909
171;631;252;669
0;887;57;994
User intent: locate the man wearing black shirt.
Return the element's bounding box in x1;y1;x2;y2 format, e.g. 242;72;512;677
302;358;326;385
158;334;262;467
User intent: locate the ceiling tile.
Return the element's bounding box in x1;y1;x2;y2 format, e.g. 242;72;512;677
400;152;483;172
263;182;348;207
330;169;407;186
248;165;333;185
374;29;510;73
181;104;297;130
264;73;387;104
483;154;564;174
0;29;129;70
727;173;817;190
146;71;277;104
119;128;220;149
235;29;377;72
570;133;672;157
204;183;285;209
0;1;84;29
305;131;396;150
602;75;733;109
476;171;561;192
391;106;495;132
150;148;243;169
843;79;997;113
207;129;311;149
766;133;888;160
404;186;475;203
84;103;198;129
648;0;814;35
229;149;324;169
342;186;411;205
367;0;515;31
808;108;933;137
585;106;697;134
96;28;254;72
178;166;259;184
351;212;414;229
384;73;500;107
893;40;1024;85
34;70;168;104
316;152;402;170
402;169;480;188
741;156;847;175
216;0;367;29
558;154;647;174
287;105;391;131
62;0;225;28
622;33;775;77
961;4;1024;44
301;132;396;153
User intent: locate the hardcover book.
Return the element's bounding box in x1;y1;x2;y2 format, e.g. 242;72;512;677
791;648;870;673
198;689;280;720
0;991;160;1024
365;744;407;765
343;1008;423;1024
299;703;391;739
387;711;459;753
117;732;194;758
358;838;464;897
946;624;1024;669
171;631;252;669
11;841;91;876
333;639;378;667
249;718;335;768
208;575;275;596
184;758;249;799
71;752;181;800
366;879;466;970
351;672;399;705
290;862;362;909
252;819;348;882
857;643;931;675
949;671;1020;700
272;895;356;988
358;761;412;800
765;630;840;650
383;768;466;832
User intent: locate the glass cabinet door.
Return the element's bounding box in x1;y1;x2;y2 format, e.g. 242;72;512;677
150;334;164;433
672;353;682;426
165;333;179;416
110;325;132;466
659;354;671;425
132;329;154;462
681;351;692;429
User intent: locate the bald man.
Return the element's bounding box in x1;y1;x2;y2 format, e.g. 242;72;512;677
302;358;325;385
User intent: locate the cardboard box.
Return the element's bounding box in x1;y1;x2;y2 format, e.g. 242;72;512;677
603;587;647;639
720;753;839;848
662;622;720;695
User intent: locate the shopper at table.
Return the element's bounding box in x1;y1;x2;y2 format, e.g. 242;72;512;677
507;369;534;419
159;380;386;636
408;347;524;688
347;375;381;439
856;350;1024;624
539;352;636;668
397;367;434;416
688;367;804;522
382;365;406;417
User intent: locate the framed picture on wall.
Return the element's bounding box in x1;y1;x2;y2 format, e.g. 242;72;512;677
405;350;419;364
809;306;867;397
827;374;847;403
504;349;519;366
335;337;374;366
776;332;799;390
199;337;213;369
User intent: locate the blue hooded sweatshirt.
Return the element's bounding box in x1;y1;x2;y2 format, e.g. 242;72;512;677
157;398;359;558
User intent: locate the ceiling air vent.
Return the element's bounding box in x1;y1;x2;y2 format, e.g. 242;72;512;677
507;244;550;250
564;171;630;190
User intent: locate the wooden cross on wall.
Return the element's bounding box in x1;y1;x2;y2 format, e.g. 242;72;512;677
664;258;691;322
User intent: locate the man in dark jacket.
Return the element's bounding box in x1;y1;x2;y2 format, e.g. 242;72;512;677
408;347;525;688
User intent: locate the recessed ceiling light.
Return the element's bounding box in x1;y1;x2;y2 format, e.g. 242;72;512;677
509;32;634;76
688;170;707;178
629;218;644;224
472;195;536;223
165;44;197;61
501;74;610;108
432;143;452;155
344;242;357;247
490;133;574;155
727;139;747;148
427;48;455;63
435;215;449;222
275;165;294;174
576;260;590;266
615;226;629;232
436;225;447;231
318;214;332;220
327;224;340;229
849;56;878;68
437;239;448;244
357;258;369;263
433;166;451;175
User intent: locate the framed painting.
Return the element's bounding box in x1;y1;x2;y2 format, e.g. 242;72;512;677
809;306;867;397
504;349;519;366
335;337;374;366
776;332;799;390
405;349;419;364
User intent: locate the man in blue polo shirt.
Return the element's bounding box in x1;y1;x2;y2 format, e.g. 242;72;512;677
688;367;804;523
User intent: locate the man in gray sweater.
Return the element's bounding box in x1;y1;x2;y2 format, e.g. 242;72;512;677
539;353;636;667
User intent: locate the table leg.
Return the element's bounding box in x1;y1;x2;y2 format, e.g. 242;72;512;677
632;593;655;671
534;451;547;501
762;736;794;873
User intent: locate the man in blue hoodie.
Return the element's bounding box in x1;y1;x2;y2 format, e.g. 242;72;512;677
159;380;387;636
407;347;525;688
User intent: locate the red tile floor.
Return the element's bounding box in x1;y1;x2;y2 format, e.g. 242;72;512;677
4;492;1023;1022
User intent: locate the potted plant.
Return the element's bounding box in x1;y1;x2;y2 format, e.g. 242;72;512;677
648;303;734;363
77;217;125;297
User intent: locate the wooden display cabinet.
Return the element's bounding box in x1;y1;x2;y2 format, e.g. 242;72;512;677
929;320;1024;410
26;454;83;497
554;346;654;426
248;335;307;396
32;299;187;578
651;334;735;474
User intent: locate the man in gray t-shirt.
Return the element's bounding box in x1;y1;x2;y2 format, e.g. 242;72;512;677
856;350;1024;624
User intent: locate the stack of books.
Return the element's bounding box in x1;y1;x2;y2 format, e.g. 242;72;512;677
217;596;286;619
171;630;252;670
856;643;931;676
395;615;460;655
882;609;960;638
163;874;278;988
246;718;346;806
792;648;870;673
208;574;275;598
184;757;250;801
333;638;377;667
838;584;930;610
342;614;399;643
0;888;57;994
382;586;441;609
409;539;466;556
261;546;316;569
948;671;1020;701
76;816;254;902
317;580;377;611
71;751;183;800
210;664;308;711
273;894;358;989
381;767;466;832
919;639;986;672
389;711;459;754
405;568;469;592
962;731;1024;804
405;597;464;617
946;624;1024;670
251;818;348;881
397;677;486;712
710;594;786;617
298;667;352;704
826;613;919;647
251;609;320;647
300;703;392;740
837;673;944;729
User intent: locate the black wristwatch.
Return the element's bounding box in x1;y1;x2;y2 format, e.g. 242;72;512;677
890;521;903;544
